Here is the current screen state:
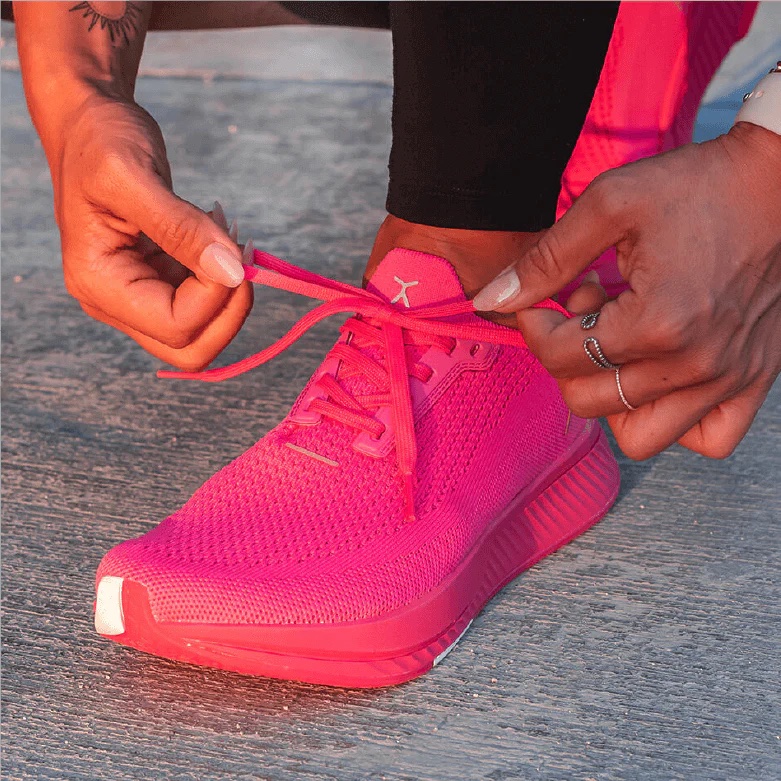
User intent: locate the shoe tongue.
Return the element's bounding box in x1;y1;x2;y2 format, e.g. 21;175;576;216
366;248;467;308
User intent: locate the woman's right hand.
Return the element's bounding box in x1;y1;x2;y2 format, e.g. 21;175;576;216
54;93;253;371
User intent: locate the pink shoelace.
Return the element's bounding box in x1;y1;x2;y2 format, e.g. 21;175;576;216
160;250;566;520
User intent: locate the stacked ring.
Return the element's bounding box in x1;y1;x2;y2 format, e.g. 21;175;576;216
580;311;637;411
615;368;637;411
583;337;618;370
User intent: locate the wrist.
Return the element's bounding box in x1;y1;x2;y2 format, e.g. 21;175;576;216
14;0;149;166
727;120;781;190
721;122;781;257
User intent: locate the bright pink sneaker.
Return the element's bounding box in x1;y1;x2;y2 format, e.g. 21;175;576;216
94;248;620;687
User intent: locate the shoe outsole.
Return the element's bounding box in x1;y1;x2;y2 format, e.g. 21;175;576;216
95;426;619;688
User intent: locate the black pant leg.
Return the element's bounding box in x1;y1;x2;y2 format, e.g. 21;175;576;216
387;1;619;231
279;2;390;29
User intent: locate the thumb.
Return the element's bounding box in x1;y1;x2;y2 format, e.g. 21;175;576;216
123;169;245;288
473;175;629;312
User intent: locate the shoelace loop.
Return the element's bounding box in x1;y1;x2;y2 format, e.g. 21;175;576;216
159;250;567;522
306;317;451;439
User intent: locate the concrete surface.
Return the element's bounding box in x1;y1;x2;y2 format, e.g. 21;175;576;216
2;8;780;781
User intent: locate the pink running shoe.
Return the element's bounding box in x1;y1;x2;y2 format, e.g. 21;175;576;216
94;248;620;687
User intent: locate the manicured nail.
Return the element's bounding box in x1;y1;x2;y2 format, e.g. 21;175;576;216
242;238;255;264
229;218;239;243
584;270;600;284
200;242;244;287
212;200;228;230
473;267;521;311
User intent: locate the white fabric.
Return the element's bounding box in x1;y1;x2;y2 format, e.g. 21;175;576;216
735;70;781;136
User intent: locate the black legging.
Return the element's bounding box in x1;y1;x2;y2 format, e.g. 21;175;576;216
283;1;619;231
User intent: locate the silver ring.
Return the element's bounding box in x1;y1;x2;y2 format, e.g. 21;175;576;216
581;311;600;330
583;337;618;370
615;367;637;411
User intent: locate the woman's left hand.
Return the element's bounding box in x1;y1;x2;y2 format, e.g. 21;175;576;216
474;123;781;460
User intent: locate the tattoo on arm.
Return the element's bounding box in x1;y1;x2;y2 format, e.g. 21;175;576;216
69;2;142;45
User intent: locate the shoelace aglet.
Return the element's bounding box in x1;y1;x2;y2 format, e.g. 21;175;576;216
402;471;417;523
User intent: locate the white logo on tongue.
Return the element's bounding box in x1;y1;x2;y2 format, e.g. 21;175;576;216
390;277;419;308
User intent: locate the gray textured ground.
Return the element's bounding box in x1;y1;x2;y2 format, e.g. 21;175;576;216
2;13;780;781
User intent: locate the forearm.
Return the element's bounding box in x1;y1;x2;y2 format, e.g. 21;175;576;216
13;0;152;164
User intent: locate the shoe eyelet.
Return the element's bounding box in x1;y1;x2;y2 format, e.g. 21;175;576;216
470;343;481;356
370;425;387;442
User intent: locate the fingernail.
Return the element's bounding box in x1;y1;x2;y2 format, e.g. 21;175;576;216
584;270;600;284
473;267;521;311
212;200;228;230
200;242;244;287
229;218;239;243
242;238;255;264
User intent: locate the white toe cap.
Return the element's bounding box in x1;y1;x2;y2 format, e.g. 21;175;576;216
94;576;125;636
